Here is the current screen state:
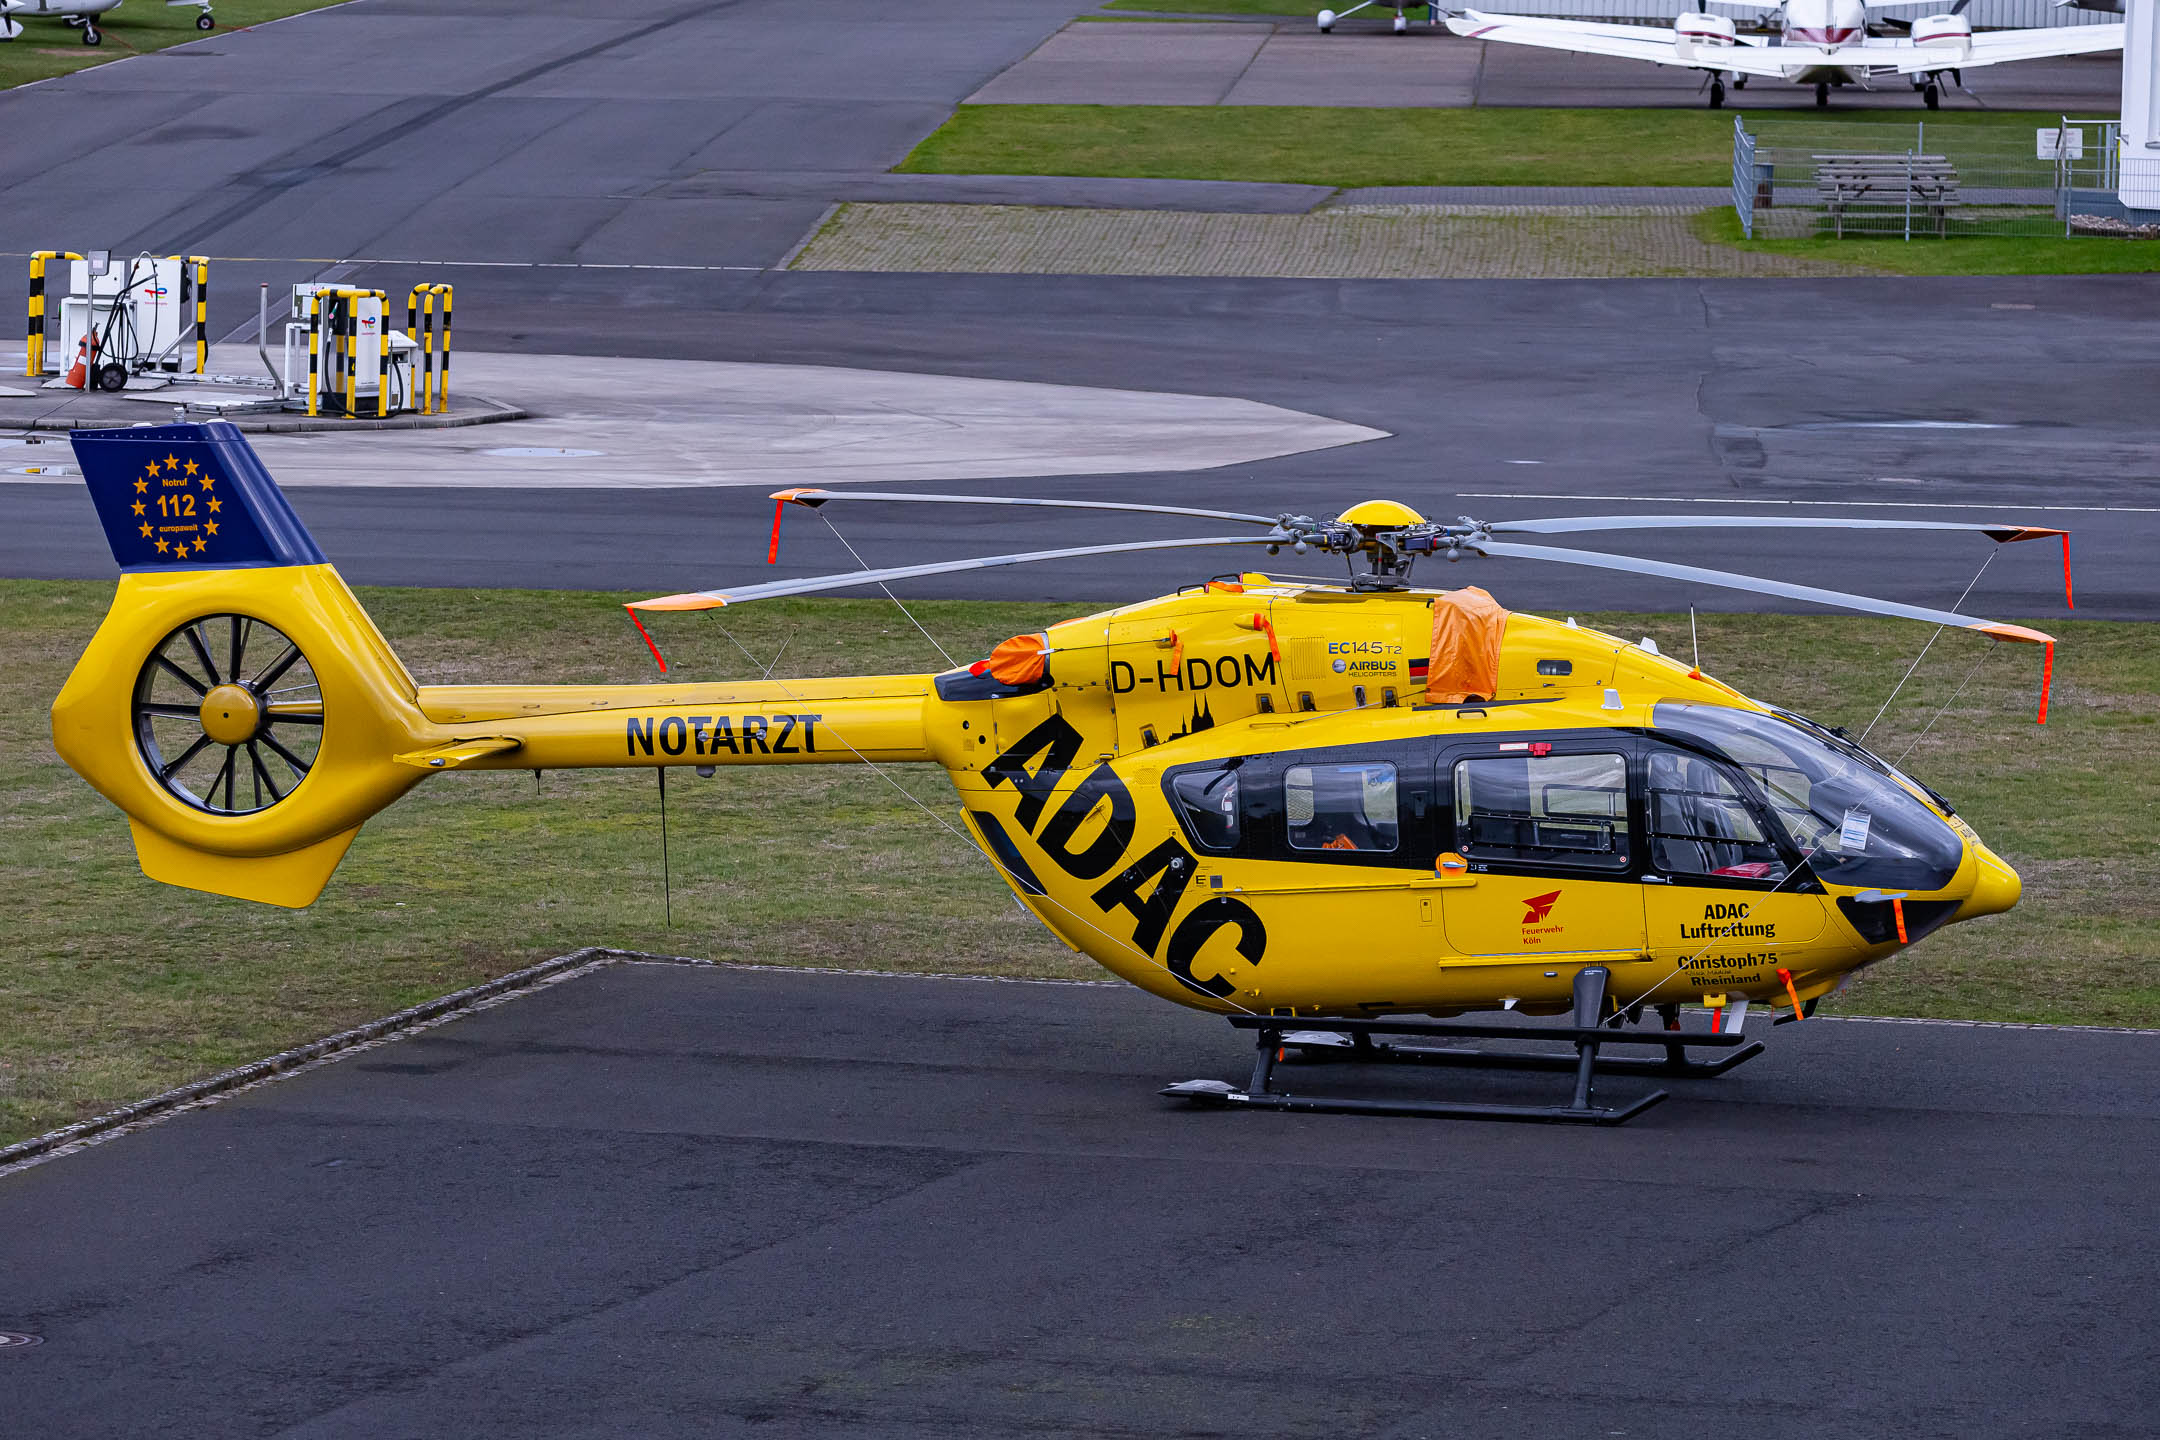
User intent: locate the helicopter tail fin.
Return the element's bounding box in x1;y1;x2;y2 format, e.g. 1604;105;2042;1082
53;424;439;907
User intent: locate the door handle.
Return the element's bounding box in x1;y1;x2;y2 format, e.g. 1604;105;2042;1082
1416;852;1477;888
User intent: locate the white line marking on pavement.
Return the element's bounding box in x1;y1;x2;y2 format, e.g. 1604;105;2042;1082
1457;492;2160;515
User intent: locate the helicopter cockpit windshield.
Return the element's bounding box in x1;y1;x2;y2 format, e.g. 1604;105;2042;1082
1764;704;1955;816
1652;703;1965;892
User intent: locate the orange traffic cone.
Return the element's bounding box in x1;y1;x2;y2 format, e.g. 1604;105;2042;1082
64;333;97;390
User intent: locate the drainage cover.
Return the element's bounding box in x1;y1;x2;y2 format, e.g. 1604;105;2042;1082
481;447;604;458
0;1332;43;1350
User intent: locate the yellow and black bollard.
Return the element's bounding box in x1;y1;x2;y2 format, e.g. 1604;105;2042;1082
405;283;453;414
25;251;83;377
189;256;209;374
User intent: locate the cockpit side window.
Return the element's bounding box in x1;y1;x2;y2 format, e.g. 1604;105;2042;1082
1644;748;1788;882
1285;762;1399;854
1169;766;1241;852
1453;752;1630;869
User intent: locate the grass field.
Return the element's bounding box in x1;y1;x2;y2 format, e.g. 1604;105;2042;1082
2;580;2149;1147
0;0;345;92
1691;208;2160;274
899;105;2063;190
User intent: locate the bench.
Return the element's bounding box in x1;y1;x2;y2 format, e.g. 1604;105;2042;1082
1813;153;1961;238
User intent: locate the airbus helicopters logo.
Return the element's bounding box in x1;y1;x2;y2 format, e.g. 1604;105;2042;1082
1522;891;1561;925
979;714;1265;1002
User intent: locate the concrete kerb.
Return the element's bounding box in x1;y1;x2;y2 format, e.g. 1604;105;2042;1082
0;950;1122;1180
3;394;527;435
0;947;618;1177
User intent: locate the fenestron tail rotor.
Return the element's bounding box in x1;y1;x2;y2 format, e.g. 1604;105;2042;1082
132;615;324;816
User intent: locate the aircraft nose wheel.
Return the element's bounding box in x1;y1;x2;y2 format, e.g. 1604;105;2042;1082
81;23;101;44
133;616;323;816
1815;81;1829;106
1924;81;1940;108
197;12;215;28
1709;78;1726;108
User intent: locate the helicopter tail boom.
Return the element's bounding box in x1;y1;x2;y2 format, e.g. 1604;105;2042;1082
52;423;939;908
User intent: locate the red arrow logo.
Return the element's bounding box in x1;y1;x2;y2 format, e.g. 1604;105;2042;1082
1522;890;1561;925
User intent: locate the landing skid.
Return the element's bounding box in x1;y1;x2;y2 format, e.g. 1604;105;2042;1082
1162;967;1763;1126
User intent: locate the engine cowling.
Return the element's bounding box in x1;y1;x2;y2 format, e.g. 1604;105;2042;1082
1912;13;1972;46
1676;11;1739;44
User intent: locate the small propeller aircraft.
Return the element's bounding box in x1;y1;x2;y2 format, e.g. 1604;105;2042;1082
0;0;214;46
1448;0;2124;109
52;423;2066;1124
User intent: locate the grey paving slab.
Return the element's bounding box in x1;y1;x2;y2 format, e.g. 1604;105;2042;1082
1223;27;1477;106
967;21;1269;104
2;962;2157;1437
786;199;1858;277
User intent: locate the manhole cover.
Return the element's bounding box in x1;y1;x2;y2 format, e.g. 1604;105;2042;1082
0;1332;42;1350
481;447;603;458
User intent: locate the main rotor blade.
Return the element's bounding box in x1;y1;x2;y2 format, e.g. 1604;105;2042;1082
771;488;1280;528
1488;515;2066;544
1468;539;2054;644
631;535;1279;611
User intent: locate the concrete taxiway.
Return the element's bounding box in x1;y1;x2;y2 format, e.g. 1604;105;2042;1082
3;960;2156;1438
6;273;2152;620
973;20;2124;110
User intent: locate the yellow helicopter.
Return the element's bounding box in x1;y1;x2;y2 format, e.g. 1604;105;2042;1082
51;423;2066;1124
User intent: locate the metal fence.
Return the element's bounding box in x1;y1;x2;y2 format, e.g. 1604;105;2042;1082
1731;116;2157;239
1732;118;1761;236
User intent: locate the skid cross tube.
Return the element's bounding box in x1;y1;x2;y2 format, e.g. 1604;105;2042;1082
1164;972;1765;1126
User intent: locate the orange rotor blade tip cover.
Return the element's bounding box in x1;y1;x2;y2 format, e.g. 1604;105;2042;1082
628;593;724;612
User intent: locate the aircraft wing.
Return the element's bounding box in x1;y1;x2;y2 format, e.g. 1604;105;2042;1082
1448;11;1822;76
1871;21;2123;70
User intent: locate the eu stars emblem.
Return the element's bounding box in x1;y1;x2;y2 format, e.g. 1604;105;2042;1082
143;452;223;564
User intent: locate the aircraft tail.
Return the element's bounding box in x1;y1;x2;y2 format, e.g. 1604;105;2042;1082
52;422;940;909
52;423;443;907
